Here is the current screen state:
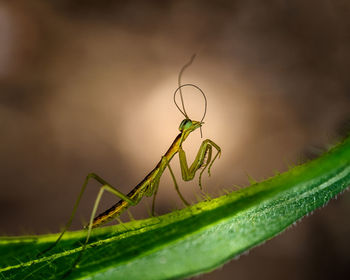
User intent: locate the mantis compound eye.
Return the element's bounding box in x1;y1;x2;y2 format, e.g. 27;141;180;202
179;119;193;131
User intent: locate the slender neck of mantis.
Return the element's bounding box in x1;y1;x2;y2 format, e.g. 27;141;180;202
179;130;192;146
163;130;191;161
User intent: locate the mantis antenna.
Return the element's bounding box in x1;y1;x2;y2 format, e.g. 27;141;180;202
177;54;196;118
173;83;207;137
174;54;207;137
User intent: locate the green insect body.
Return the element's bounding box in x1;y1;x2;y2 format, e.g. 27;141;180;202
40;56;221;277
90;118;220;228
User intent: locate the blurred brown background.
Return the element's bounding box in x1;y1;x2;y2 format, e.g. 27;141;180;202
0;0;349;279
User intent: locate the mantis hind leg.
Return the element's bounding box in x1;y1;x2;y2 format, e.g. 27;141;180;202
67;180;137;276
39;173;136;261
178;139;221;190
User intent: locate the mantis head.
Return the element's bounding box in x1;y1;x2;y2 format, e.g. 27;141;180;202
179;119;203;133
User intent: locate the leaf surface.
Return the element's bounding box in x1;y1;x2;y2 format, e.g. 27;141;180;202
1;137;350;280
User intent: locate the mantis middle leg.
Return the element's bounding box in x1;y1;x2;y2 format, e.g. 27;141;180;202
151;156;190;216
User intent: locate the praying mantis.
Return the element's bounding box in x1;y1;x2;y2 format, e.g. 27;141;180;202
42;56;221;274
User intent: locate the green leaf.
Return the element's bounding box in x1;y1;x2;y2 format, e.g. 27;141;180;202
1;136;350;280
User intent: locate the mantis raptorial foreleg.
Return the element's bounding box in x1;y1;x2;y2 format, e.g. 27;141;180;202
179;139;221;189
